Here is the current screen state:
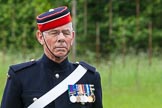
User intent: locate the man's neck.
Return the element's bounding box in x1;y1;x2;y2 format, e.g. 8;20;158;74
46;54;67;63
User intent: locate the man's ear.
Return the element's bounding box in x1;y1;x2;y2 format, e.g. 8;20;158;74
36;30;44;45
71;31;75;46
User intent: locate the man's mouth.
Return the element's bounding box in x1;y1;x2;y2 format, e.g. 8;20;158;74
55;47;67;51
55;47;66;49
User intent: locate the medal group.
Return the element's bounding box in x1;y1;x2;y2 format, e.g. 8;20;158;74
68;84;95;104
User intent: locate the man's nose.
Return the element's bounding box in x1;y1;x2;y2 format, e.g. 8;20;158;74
57;32;65;42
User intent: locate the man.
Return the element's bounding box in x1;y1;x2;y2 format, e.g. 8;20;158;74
1;6;103;108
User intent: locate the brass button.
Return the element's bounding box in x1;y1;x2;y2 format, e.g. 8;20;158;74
55;74;59;79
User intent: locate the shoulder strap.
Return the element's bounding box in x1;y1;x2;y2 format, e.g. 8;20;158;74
79;61;96;72
11;61;36;72
28;64;87;108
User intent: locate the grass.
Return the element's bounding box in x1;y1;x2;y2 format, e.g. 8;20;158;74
97;54;162;108
0;52;162;108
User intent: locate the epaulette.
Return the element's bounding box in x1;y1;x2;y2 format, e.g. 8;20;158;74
79;61;96;73
10;60;36;73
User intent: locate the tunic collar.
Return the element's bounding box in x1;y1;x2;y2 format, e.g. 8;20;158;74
41;54;70;71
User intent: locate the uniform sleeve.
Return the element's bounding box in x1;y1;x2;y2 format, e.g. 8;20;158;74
1;67;23;108
92;71;103;108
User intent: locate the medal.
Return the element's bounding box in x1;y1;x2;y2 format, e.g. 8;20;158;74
68;85;77;103
80;95;87;105
87;96;93;102
70;95;76;103
68;84;96;103
82;95;88;102
85;84;90;96
87;95;95;102
76;96;81;102
78;84;83;95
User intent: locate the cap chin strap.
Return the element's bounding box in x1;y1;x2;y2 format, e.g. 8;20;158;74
42;33;69;60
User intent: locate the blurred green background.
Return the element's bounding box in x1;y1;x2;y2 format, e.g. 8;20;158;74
0;0;162;108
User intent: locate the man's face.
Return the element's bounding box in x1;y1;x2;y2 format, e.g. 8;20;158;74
37;23;74;61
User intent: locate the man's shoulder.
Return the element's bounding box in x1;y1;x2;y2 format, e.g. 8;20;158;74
77;61;96;73
10;59;37;73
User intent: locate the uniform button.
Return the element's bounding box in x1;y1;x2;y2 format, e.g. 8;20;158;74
7;74;11;79
49;9;54;12
33;97;38;102
30;59;35;62
55;74;59;79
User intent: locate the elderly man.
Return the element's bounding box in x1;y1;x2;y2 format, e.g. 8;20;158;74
1;6;103;108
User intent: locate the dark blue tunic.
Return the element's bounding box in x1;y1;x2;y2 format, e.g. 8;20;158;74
1;54;103;108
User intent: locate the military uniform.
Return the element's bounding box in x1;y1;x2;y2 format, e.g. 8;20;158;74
1;54;103;108
1;6;103;108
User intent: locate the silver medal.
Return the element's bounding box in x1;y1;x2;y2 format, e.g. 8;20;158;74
70;95;76;103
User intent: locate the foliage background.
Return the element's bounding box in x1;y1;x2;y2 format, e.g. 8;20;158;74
0;0;162;57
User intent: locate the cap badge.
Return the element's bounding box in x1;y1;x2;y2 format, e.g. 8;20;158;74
49;9;54;12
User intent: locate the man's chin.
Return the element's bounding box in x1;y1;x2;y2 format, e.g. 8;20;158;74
51;50;70;60
54;53;67;58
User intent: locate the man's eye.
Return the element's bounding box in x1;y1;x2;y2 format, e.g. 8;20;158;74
62;30;71;35
49;31;59;35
